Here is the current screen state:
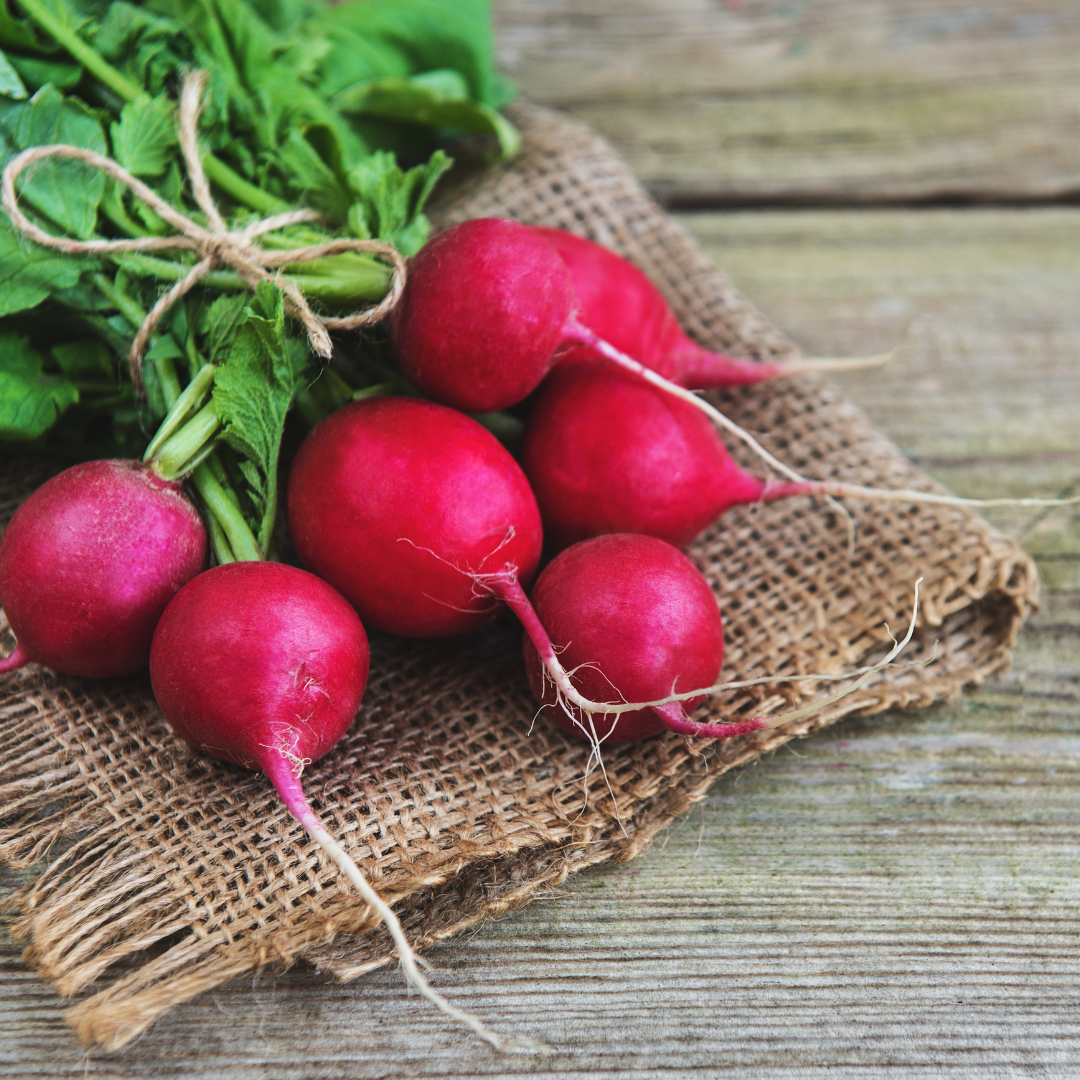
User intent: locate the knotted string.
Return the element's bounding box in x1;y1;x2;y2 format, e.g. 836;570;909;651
0;70;407;394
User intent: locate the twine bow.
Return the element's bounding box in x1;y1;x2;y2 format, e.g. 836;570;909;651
0;70;407;394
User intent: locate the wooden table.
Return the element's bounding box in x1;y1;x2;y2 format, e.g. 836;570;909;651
4;3;1080;1075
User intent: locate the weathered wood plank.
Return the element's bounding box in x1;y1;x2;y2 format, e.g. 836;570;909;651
495;0;1080;204
2;207;1078;1076
678;207;1080;583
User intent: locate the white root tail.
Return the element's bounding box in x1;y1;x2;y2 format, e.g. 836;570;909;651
565;321;1080;516
494;574;926;732
779;350;893;374
308;823;548;1055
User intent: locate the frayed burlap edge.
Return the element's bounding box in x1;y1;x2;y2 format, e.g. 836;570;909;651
0;102;1037;1050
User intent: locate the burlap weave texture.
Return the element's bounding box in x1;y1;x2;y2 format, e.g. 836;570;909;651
0;103;1037;1050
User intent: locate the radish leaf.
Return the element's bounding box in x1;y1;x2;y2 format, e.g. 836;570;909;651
213;282;313;552
0;48;27;99
0;332;79;439
111;94;177;178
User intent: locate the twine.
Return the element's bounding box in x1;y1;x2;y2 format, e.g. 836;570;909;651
0;71;407;393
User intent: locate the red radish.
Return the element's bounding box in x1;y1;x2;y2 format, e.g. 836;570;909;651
521;359;815;550
284;396;750;736
385;219;890;502
281;392;933;744
389;218;885;416
532;227;884;388
283;395;740;735
522;534;768;743
0;459;207;678
150;561;520;1051
389;218;575;412
150;562;368;777
521;359;1076;552
287;396;543;637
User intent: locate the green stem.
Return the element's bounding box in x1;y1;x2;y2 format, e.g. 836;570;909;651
191;462;262;562
202;501;236;565
111;251;247;293
93;272;185;403
143;364;216;462
206;453;242;511
352;381;397;401
16;0;143;102
100;185;151;239
156;354;181;409
152;402;221;479
112;251;391;304
184;319;204;374
93;273;148;330
286;268;391;304
201;154;290;216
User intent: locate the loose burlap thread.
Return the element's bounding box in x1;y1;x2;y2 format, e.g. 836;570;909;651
0;103;1037;1050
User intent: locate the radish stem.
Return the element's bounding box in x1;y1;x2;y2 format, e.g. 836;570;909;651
143;364;216;462
151;403;220;480
190;463;261;562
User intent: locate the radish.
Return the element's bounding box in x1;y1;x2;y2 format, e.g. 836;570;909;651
388;218;574;412
522;358;1080;551
286;395;767;737
532;227;886;388
150;561;523;1051
0;459;207;678
287;396;543;638
522;539;926;765
388;218;884;416
522;534;768;743
283;393;927;773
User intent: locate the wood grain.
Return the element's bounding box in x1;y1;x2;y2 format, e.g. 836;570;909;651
495;0;1080;205
3;206;1078;1077
683;207;1080;585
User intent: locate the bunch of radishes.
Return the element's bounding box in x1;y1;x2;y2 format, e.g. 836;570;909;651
0;217;1060;1047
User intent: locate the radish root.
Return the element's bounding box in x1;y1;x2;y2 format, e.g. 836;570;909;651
773;350;893;376
489;574;925;732
563;321;1080;516
264;756;547;1055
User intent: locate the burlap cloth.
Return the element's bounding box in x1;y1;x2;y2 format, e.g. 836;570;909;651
0;103;1038;1050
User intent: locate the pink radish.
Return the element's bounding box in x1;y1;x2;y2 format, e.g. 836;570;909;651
523;534;768;743
522;356;763;549
384;218;895;505
522;358;1079;552
150;561;522;1051
0;459;207;678
287;396;543;637
532;227;883;388
151;562;369;777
